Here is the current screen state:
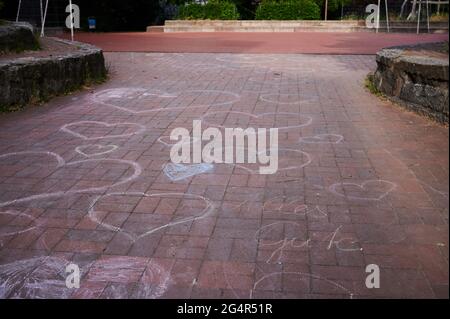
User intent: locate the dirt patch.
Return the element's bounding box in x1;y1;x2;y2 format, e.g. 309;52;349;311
0;37;79;61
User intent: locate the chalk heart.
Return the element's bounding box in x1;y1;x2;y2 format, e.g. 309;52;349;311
329;180;397;201
201;111;312;131
0;151;141;209
299;134;343;144
61;121;145;140
232;148;312;174
75;144;118;157
250;272;353;299
92;88;240;113
0;210;39;239
163;163;214;181
88;192;215;242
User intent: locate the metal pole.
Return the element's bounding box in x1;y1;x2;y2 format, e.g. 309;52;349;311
385;0;390;32
41;0;49;37
69;0;74;41
325;0;328;21
16;0;22;22
40;0;44;31
376;0;381;33
426;0;430;33
417;0;422;34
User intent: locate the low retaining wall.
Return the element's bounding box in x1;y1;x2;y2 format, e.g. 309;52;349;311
373;42;449;124
0;38;106;111
149;20;448;33
151;20;369;32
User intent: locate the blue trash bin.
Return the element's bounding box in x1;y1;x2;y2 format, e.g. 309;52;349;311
88;17;96;31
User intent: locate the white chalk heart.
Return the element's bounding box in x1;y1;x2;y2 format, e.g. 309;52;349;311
0;210;41;243
299;134;344;144
0;151;141;209
60;121;146;140
88;192;215;241
201;111;312;131
163;163;214;181
329;180;397;201
204;147;311;174
92;88;240;114
259;93;318;105
75;144;118;157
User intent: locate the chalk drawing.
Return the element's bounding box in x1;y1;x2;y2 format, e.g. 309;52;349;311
325;225;362;252
250;272;354;299
299;134;344;144
0;210;41;247
328;180;397;201
61;121;146;140
0;152;142;208
254;221;309;264
88;192;215;242
259;93;318;105
0;255;171;299
86;256;170;299
201;111;313;131
383;149;449;199
231;148;312;175
75;144;118;157
263;196;328;219
0;256;72;299
216;56;279;64
133;259;171;299
163;163;214;181
254;217;361;265
157;136;200;147
92;88;240;114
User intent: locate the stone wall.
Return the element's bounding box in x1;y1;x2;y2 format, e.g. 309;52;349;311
0;39;106;111
0;22;39;53
373;43;449;124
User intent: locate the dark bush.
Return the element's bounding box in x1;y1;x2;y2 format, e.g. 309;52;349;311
255;0;321;20
178;0;240;20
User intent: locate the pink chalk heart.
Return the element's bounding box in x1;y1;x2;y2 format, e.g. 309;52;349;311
329;180;397;201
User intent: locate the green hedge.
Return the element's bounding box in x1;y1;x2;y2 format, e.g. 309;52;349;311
178;0;239;20
255;0;320;20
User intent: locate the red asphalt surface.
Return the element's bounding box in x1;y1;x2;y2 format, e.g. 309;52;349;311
60;31;448;54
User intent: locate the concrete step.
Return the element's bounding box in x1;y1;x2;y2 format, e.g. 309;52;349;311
155;20;449;33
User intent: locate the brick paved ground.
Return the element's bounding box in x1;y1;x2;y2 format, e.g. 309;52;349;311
0;52;448;298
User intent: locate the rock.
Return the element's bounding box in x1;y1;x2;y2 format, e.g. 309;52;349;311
0;21;39;53
373;42;449;124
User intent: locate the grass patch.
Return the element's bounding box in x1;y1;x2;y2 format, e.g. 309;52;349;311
365;73;383;97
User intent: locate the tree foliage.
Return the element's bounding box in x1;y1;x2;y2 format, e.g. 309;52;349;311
255;0;321;20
